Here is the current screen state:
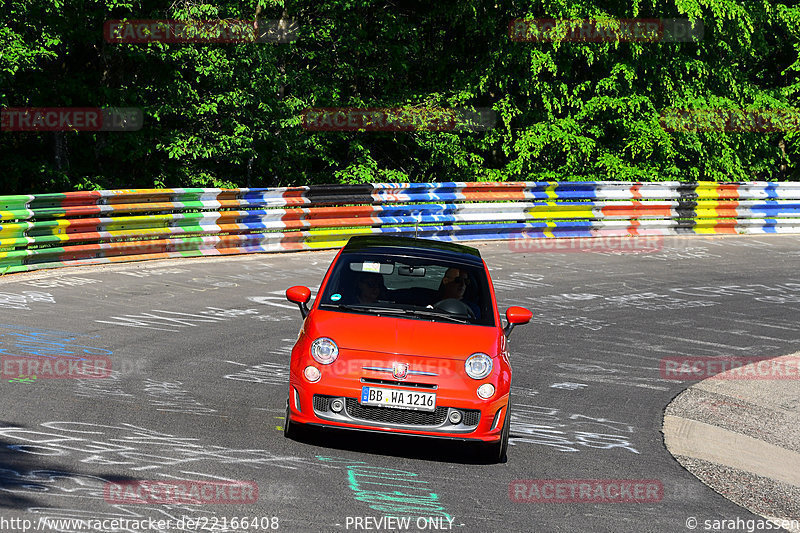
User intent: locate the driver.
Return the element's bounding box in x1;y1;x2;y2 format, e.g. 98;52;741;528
355;272;384;304
437;267;480;318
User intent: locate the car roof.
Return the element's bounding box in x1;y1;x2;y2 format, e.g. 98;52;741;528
341;235;484;267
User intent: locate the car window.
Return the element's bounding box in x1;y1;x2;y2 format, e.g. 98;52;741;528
318;252;495;326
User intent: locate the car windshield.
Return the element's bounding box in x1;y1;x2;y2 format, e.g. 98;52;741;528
318;252;495;326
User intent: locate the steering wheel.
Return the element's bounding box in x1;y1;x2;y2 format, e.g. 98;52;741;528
433;298;476;320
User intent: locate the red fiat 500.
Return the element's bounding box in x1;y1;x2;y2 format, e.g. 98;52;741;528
284;235;531;462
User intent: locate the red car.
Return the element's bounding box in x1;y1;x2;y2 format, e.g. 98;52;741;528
284;235;531;462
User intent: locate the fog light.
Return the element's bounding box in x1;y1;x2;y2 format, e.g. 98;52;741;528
304;366;321;382
330;398;344;412
477;383;495;399
448;410;463;424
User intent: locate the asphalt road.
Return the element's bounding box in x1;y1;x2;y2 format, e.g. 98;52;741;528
1;234;799;533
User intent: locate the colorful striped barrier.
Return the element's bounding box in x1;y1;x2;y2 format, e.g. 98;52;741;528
1;181;800;274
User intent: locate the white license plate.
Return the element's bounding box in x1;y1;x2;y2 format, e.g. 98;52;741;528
360;387;436;412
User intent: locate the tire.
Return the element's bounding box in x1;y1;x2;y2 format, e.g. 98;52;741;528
284;399;297;439
497;402;511;463
486;402;511;463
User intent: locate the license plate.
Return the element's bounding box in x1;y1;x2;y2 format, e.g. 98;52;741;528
360;387;436;412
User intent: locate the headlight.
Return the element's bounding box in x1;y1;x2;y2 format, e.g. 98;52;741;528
311;337;338;365
465;352;493;380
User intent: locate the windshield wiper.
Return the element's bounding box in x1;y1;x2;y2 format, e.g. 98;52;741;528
321;304;470;323
322;304;406;316
402;308;469;324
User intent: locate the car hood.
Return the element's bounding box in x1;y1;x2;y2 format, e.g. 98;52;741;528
307;309;502;360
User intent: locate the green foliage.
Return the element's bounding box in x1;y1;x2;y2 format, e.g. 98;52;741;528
0;0;798;193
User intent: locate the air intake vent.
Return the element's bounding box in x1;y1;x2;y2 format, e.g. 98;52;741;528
313;395;330;412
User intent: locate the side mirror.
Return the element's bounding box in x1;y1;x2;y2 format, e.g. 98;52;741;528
504;306;532;338
286;286;311;318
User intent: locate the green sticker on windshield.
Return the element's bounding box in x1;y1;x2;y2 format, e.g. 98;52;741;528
331;293;342;301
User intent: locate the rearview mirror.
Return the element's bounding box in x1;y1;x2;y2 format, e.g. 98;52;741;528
398;266;426;277
286;286;311;318
504;306;532;337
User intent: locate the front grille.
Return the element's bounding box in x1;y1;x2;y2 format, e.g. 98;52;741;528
345;398;448;426
315;395;481;430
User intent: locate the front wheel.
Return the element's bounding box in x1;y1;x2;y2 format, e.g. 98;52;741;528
284;400;297;439
487;403;511;463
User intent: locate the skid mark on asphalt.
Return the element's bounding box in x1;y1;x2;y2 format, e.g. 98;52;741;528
509;404;639;454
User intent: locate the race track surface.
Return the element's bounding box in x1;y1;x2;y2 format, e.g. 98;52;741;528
1;235;799;533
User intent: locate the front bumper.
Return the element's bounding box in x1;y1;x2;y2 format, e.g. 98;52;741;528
287;381;509;443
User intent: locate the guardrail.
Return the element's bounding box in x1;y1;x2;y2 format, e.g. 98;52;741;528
2;181;800;274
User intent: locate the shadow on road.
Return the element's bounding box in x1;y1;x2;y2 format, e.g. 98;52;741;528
0;420;140;511
287;424;503;465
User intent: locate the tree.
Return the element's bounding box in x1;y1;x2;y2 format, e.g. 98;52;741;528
0;0;797;194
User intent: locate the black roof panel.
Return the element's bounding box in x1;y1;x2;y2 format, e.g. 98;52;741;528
342;235;483;266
